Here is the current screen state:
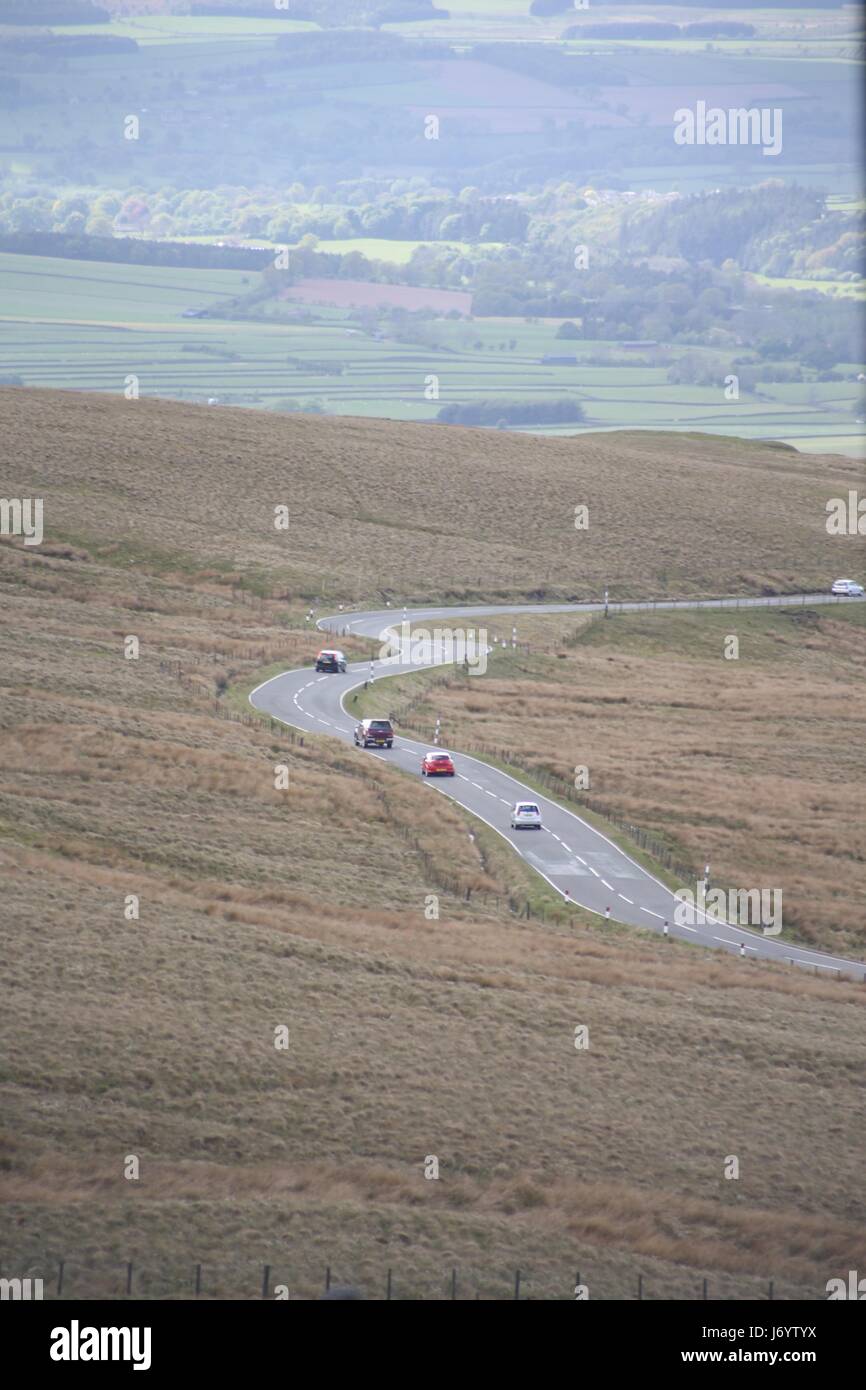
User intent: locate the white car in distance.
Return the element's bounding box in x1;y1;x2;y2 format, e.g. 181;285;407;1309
831;578;865;597
511;801;542;830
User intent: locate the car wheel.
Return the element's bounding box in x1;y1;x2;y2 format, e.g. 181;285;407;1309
387;741;393;748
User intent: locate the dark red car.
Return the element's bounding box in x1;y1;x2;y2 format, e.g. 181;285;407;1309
421;750;455;777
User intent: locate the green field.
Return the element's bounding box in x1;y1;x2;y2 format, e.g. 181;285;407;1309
0;252;254;324
390;1;864;53
1;251;862;454
55;16;317;43
751;272;865;300
175;235;493;264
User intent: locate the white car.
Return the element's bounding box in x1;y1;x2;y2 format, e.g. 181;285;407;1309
831;578;865;597
511;801;542;830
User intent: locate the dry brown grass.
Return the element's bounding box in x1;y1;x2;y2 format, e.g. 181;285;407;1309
3;386;863;603
1;390;865;1299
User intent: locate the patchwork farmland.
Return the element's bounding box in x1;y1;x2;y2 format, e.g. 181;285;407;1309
1;252;863;454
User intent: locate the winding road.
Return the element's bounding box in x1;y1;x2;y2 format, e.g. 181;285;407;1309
251;592;865;981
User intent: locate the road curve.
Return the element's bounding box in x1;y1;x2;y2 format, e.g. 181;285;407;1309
250;592;865;981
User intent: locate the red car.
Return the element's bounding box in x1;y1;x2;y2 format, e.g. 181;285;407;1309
421;750;455;777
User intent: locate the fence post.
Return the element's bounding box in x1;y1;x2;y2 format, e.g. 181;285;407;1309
702;1277;708;1300
57;1260;65;1297
451;1268;457;1300
768;1278;774;1301
637;1273;643;1300
262;1264;270;1299
126;1262;133;1296
514;1270;521;1300
194;1264;202;1297
386;1268;392;1301
325;1265;331;1292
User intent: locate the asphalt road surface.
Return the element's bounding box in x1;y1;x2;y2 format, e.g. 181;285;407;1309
250;592;865;980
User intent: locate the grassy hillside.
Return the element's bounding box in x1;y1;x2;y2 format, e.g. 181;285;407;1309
1;389;864;1298
2;386;864;603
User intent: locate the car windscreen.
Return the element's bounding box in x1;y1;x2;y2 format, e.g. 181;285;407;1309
369;721;391;729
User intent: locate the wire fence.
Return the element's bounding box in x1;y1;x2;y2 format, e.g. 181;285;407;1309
157;659;305;746
0;1257;793;1302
